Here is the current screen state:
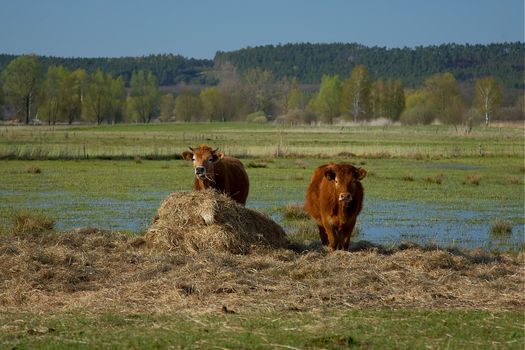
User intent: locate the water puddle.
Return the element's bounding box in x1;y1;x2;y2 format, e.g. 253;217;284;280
2;190;523;251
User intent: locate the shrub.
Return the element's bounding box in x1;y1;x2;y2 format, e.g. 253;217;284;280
245;111;266;123
400;105;436;125
252;116;268;124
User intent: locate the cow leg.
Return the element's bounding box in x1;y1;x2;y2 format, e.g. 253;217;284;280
342;220;357;251
325;227;337;253
317;225;329;246
342;234;351;251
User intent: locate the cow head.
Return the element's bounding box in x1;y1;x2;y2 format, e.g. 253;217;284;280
182;144;224;182
324;163;367;204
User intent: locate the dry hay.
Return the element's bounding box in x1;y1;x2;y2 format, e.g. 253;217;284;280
0;225;524;315
144;189;288;254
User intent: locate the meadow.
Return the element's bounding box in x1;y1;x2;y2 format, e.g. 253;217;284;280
0;122;524;348
0;122;523;159
0;122;523;249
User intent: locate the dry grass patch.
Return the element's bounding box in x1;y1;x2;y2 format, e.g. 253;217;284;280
281;204;310;220
0;226;523;315
402;174;415;182
505;175;522;185
465;174;481;185
26;166;41;174
12;210;55;234
424;173;443;184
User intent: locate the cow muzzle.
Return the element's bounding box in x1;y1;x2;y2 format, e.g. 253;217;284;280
338;192;352;202
195;166;206;178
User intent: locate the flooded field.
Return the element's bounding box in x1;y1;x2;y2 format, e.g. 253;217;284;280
2;181;523;251
1;124;523;251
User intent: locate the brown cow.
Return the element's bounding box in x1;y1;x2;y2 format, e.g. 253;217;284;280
304;163;367;252
181;144;249;205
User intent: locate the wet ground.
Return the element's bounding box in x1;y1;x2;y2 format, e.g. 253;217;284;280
4;189;522;251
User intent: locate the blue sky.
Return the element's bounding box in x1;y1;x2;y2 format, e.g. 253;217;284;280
0;0;523;59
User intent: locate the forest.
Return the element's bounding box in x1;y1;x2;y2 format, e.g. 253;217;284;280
1;42;523;88
0;42;523;126
215;42;525;89
0;54;216;86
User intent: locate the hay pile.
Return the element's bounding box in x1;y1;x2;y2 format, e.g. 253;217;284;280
0;227;524;314
144;189;288;254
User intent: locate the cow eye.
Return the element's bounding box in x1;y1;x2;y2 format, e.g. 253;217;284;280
191;157;195;162
208;156;214;162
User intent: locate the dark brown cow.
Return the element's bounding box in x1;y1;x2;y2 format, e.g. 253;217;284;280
181;144;249;205
304;163;367;252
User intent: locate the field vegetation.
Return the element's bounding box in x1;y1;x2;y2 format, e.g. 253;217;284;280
0;122;523;159
0;123;523;348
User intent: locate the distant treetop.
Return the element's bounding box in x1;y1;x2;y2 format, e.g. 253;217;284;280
0;53;216;86
214;42;525;89
1;42;523;89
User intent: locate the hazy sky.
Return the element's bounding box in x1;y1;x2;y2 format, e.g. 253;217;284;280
0;0;523;59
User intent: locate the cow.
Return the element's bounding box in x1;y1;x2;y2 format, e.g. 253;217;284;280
181;144;249;205
304;163;367;252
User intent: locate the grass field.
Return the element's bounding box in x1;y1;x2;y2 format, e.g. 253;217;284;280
2;309;523;349
0;155;523;249
1;122;523;159
0;122;524;348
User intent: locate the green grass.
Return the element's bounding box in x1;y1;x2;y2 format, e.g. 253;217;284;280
1;123;523;159
0;123;523;244
0;155;523;235
1;309;522;349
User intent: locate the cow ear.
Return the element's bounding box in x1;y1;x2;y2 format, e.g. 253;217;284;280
355;167;367;180
216;151;225;159
324;169;336;181
181;151;193;161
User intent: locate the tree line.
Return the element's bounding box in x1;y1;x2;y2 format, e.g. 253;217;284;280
0;55;160;125
0;55;519;126
0;53;215;87
2;42;523;90
215;42;524;89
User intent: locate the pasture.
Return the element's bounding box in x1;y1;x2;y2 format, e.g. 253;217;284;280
0;122;524;348
0;123;523;249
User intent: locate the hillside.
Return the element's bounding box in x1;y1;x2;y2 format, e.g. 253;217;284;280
214;42;525;88
0;53;216;86
1;42;523;89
